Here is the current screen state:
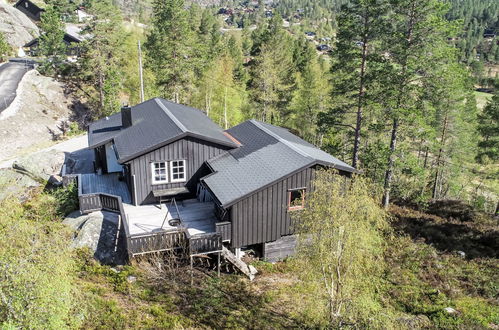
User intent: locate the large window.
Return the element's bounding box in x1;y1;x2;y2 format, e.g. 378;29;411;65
170;160;186;183
151;162;168;184
288;188;306;210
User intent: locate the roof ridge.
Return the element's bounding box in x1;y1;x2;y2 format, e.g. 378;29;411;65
155;98;187;133
249;119;313;160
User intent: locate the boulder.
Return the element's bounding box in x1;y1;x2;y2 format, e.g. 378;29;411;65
48;174;63;186
443;307;458;315
62;210;90;231
64;210;126;265
13;149;65;182
0;0;39;48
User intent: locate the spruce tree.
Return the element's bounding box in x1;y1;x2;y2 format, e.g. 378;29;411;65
477;83;499;162
145;0;195;103
39;6;66;65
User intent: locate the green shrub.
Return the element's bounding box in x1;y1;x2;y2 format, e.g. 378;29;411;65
0;193;79;329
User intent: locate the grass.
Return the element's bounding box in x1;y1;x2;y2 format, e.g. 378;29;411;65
1;185;497;328
475;91;493;110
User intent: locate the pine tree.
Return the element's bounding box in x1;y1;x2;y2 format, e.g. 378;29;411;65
477;83;499;162
145;0;195;103
77;0;125;118
381;0;452;207
288;44;331;144
324;0;389;168
39;6;66;64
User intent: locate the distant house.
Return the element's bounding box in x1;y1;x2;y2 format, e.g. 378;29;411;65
317;44;330;51
24;24;87;59
483;29;496;39
74;98;355;272
14;0;44;22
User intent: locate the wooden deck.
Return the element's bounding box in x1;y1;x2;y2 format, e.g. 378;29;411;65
81;173;131;203
123;199;217;238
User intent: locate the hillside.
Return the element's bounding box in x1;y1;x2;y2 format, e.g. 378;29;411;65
0;0;39;48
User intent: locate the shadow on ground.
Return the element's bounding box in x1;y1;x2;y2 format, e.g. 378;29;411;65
391;204;498;259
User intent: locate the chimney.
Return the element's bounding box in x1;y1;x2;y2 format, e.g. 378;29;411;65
121;105;132;128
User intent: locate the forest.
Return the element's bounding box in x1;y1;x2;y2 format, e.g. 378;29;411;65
0;0;497;328
36;0;496;212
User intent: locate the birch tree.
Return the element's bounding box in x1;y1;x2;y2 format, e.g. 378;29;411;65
295;170;389;326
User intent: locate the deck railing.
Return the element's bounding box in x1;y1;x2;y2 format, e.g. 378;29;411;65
71;174;222;258
189;233;222;256
128;230;186;256
215;221;231;242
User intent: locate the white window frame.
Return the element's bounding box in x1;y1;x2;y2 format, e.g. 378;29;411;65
170;160;187;183
151;161;168;184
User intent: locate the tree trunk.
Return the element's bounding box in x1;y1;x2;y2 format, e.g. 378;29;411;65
383;118;398;208
352;12;370;169
432;111;449;199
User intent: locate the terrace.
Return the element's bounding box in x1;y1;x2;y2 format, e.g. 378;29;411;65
72;172;230;257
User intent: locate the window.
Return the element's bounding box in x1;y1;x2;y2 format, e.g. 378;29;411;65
170;160;186;183
288;188;306;210
151;162;168;184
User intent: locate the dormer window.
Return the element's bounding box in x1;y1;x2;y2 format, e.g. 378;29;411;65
151;162;168;184
170;160;186;183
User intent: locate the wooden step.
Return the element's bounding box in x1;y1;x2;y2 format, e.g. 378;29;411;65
221;246;258;281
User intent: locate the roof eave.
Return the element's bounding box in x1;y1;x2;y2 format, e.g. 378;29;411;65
117;131;238;164
208;160;357;209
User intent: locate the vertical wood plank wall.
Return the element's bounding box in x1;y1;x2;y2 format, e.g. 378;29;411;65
230;166;318;248
128;137;231;205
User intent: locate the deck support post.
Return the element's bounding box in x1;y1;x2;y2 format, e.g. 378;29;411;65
114;214;121;252
235;248;241;260
217;252;221;277
190;256;193;286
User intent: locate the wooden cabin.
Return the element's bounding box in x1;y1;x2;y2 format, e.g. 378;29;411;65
81;98;356;265
14;0;44;22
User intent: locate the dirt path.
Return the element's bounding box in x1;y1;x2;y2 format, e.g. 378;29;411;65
0;70;76;163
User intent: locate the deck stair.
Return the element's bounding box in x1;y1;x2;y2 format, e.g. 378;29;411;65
221;246;258;281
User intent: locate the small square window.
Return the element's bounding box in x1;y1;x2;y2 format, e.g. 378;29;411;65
151;162;168;184
170;160;186;183
288;189;305;210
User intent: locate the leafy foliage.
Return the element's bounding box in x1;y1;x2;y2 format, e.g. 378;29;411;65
0;189;79;329
0;32;11;62
294;170;391;326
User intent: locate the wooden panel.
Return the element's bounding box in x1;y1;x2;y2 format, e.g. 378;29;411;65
215;222;231;242
189;233;222;255
263;235;298;262
128;137;230;205
230;165;335;248
129;230;185;255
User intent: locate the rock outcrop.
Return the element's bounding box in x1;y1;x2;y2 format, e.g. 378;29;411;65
63;210;126;265
0;0;39;48
12;149;65;182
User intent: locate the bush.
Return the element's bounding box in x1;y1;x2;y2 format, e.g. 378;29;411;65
294;171;393;327
0;192;80;328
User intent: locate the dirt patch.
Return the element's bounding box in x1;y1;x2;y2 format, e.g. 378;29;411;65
0;70;75;162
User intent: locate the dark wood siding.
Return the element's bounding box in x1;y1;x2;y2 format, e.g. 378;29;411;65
128;137;230;205
263;235;298;262
15;0;43;21
229;166;318;248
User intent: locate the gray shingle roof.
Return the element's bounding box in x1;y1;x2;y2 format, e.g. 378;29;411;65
87;98;238;162
202;120;356;207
